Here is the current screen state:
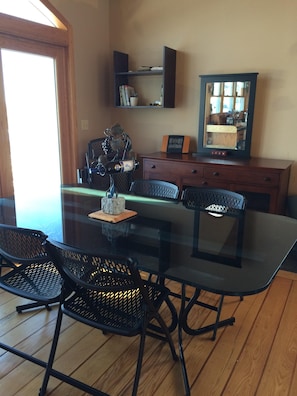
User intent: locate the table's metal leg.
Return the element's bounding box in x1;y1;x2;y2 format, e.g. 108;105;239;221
178;283;191;396
180;287;235;340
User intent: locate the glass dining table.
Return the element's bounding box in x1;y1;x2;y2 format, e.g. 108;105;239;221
1;186;297;395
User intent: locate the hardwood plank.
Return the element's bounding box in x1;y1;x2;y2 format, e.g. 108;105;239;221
191;290;269;395
1;272;297;395
257;280;297;395
222;276;292;395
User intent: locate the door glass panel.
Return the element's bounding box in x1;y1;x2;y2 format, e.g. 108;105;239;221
1;49;63;239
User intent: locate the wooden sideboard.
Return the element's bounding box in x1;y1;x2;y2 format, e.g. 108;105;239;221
141;152;293;214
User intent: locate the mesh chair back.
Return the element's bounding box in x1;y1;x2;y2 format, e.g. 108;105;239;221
45;240;167;317
130;179;179;200
0;224;48;263
0;224;62;308
182;187;246;214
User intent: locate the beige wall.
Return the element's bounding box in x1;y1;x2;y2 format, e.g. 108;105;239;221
51;0;111;161
52;0;297;194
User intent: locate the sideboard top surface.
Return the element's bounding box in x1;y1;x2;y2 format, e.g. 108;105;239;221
141;152;293;171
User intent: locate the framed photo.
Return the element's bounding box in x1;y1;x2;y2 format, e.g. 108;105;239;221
161;135;190;153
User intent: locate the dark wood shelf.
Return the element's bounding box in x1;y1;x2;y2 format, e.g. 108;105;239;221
115;70;163;77
113;46;176;108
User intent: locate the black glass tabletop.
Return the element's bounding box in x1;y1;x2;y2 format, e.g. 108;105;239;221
1;186;297;297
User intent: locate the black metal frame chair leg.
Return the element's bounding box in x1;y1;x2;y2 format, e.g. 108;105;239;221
16;301;53;313
39;296;109;396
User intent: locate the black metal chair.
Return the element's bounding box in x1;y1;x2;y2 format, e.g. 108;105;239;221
181;187;246;340
0;224;63;385
129;179;179;200
39;240;178;396
0;224;62;313
86;137;132;193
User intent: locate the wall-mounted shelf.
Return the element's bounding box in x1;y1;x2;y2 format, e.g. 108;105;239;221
113;46;176;108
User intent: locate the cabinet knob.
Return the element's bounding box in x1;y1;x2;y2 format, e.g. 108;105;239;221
264;176;271;182
151;165;156;169
213;171;219;176
191;169;197;174
202;181;208;185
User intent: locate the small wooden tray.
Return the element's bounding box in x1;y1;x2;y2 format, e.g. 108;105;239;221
88;209;137;223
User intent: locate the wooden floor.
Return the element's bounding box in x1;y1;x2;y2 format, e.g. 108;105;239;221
1;269;297;396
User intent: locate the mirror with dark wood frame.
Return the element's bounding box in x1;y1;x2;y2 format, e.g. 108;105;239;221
196;73;258;159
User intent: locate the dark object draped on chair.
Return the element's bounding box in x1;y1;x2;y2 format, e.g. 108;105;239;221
129;179;179;200
39;240;178;396
0;224;62;312
86;137;132;192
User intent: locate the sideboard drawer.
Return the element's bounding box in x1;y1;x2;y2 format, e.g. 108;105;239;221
203;167;237;182
204;167;279;187
143;159;169;172
143;159;204;181
143;159;178;183
176;162;203;178
236;171;279;187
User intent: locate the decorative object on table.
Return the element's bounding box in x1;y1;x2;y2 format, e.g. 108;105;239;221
94;123;138;215
88;208;137;223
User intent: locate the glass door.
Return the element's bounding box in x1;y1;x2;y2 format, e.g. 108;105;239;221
1;49;63;238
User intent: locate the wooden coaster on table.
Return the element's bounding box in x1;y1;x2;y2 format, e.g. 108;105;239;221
88;209;137;223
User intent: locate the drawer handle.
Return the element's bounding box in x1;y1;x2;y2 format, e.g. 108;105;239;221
191;169;197;174
202;181;208;186
264;176;271;182
151;165;156;169
212;171;219;176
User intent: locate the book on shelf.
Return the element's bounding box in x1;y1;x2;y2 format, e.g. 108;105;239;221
119;85;125;106
119;84;135;106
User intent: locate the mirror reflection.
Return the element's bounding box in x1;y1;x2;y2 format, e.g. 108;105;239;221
197;73;258;159
205;80;249;151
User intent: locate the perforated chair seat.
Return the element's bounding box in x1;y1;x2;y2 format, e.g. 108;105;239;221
63;278;167;335
1;261;61;304
130;179;179;200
